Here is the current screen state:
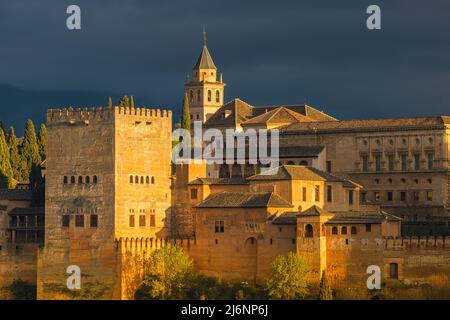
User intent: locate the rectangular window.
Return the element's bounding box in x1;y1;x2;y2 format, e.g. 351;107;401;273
129;215;135;227
139;215;146;227
375;154;381;171
387;191;393;202
326;161;332;172
215;220;225;233
75;215;84;227
362;155;369;172
62;215;70;228
349;190;354;205
388;154;395;171
401;154;408;171
365;224;372;232
150;215;156;227
414;154;420;171
326;185;332;202
374;191;380;202
190;188;198;200
426;190;433;201
427;153;434;170
315;186;320;202
90;215;98;228
361;191;367;203
302;187;307;202
400;191;406;202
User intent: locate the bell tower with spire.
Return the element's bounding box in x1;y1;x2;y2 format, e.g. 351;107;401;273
184;30;225;124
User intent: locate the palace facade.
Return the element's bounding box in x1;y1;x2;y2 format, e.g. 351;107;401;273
0;36;449;299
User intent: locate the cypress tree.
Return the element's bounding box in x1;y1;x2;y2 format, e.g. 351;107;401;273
0;128;13;188
21;120;41;182
130;96;135;109
0;121;6;138
7;127;22;181
319;270;333;300
119;96;129;108
108;97;113;109
181;92;191;131
37;124;47;161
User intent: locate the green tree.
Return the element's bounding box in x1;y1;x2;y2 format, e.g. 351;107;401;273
266;253;309;300
7;127;22;181
0;121;6;138
21;120;41;182
37;124;47;161
0;128;13;188
119;96;130;108
319;270;333;300
135;245;195;300
180;92;191;131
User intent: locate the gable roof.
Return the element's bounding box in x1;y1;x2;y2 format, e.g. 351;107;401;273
0;189;33;201
194;45;217;70
325;210;402;224
271;212;298;225
195;191;293;208
241;107;315;126
188;177;248;185
281;116;450;134
247;165;360;188
299;205;333;217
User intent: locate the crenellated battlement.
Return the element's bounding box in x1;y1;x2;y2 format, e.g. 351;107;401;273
114;237;193;253
384;236;449;250
47;106;172;125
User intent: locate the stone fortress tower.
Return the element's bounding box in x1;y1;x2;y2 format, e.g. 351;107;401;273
37;105;172;299
184;31;225;124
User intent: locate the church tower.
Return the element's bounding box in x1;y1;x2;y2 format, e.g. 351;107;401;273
184;31;225;123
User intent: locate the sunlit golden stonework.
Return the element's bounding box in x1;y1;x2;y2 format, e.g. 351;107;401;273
0;39;449;300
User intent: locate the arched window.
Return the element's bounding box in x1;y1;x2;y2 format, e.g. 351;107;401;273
130;176;133;184
63;176;68;184
135;176;139;184
351;226;357;235
93;176;98;184
197;90;201;102
140;176;144;184
216;90;220;102
332;227;338;235
207;90;212;102
78;176;83;184
189;90;193;102
146;176;150;184
341;226;347;235
85;176;90;184
151;177;155;184
300;160;308;165
71;176;75;184
305;224;313;238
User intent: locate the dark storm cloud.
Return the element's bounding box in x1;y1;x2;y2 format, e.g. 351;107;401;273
0;0;449;132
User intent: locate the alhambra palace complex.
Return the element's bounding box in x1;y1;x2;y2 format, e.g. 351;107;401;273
1;37;450;299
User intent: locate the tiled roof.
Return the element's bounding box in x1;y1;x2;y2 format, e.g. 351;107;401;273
272;212;298;225
281;116;450;134
241;107;315;126
188;177;248;185
278;146;324;158
0;189;33;201
195;192;293;208
204;100;337;128
299;205;333;217
247;165;360;188
8;207;44;216
325;210;402;224
193;45;217;69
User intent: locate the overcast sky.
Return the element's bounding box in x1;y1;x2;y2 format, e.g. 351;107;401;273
0;0;449;133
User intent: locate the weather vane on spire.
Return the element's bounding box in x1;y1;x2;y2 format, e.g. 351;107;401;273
203;25;207;46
